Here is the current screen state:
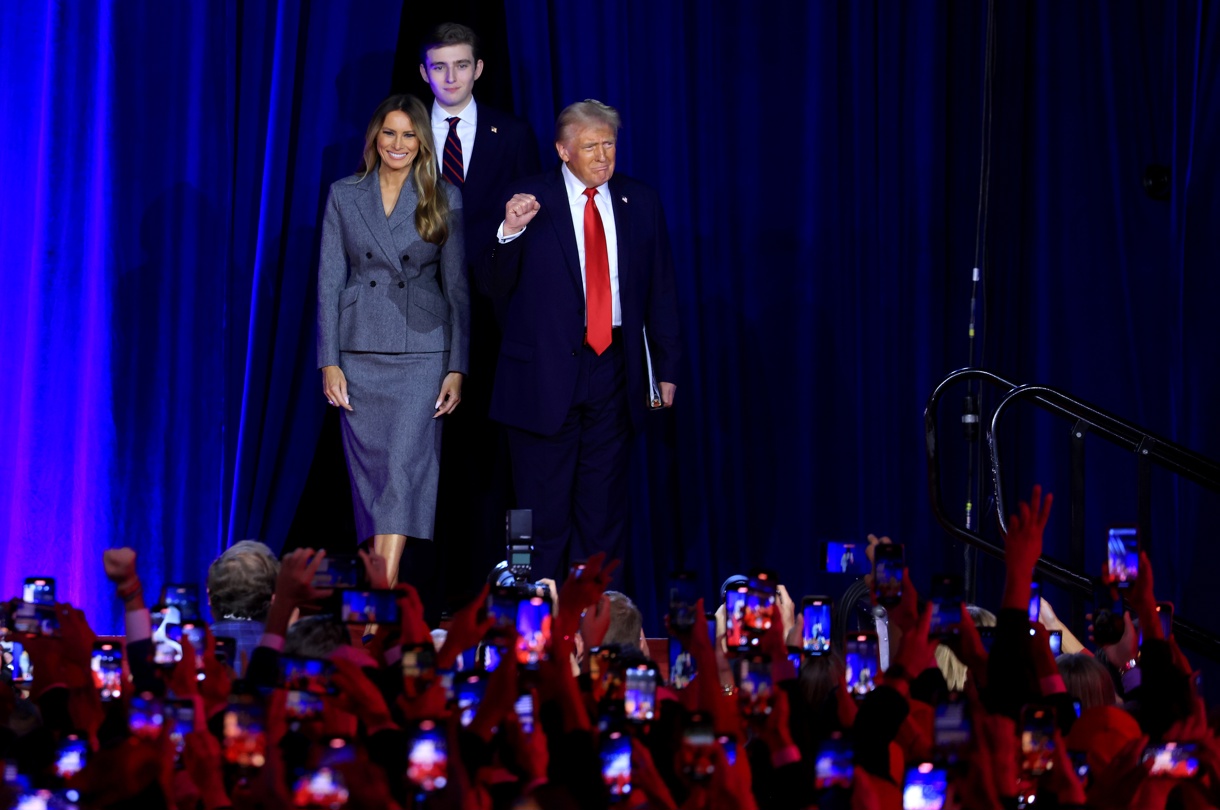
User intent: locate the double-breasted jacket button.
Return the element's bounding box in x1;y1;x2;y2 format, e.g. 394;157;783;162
402;254;409;262
369;280;377;287
366;252;372;259
398;281;405;288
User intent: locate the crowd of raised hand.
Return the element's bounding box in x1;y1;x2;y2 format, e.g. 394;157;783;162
0;484;1216;809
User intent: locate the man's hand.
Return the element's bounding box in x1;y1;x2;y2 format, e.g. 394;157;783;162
275;549;333;609
435;585;491;671
659;381;676;407
1001;484;1053;611
103;548;138;586
503;193;540;235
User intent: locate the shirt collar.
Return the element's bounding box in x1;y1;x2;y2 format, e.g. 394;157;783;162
431;96;477;127
561;162;610;205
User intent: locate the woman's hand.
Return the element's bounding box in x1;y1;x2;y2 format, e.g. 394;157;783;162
321;365;353;411
433;371;463;418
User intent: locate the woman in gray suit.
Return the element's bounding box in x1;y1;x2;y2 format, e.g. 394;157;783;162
317;94;469;584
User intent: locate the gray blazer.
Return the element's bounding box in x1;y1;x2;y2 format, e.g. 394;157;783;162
316;169;469;373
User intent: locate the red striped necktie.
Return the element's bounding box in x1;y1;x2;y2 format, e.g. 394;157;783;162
442;117;463;185
583;188;612;355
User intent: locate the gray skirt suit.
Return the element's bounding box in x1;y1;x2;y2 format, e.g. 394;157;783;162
316;168;469;540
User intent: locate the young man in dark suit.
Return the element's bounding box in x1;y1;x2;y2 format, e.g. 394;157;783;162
419;23;541;600
478;100;681;583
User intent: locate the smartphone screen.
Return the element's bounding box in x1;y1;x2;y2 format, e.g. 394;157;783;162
12;602;60;637
284;689;324;723
1020;705;1056;776
1048;630;1063;655
163;584;200;623
1107;527;1139;588
1157;602;1174;638
166;700;196;758
91;642;123;701
718;735;738;767
486;586;520;646
873;544;904;606
340;589;399;625
669;572;699;632
589;647;626;704
130;693;165;741
845;634;881;695
735;655;774;717
814;736;854;790
311;555;360;589
515;594;551;669
406;719;449;792
933;698;971;761
402;645;438;698
213;635;237;669
802;597;833;653
903;762;948;810
600;730;632;802
669;639;697;689
1142;742;1199;777
929;575;964;636
293;764;348;809
54;735;87;780
23;577;55;606
681;714;716;782
1028;582;1041;624
456;674;486;727
514;693;535;733
222;697;267;772
744;570;778;637
625;665;658;722
725;586;749;649
278;656;338;696
824;541;869;575
3;640;33;683
151;606;182;665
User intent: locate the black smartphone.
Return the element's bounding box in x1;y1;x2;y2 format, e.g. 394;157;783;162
929;574;964;636
625;664;658;722
402;644;437;700
163;584;200;623
291;737;355;807
1157;602;1174;638
600;730;632;803
669;571;699;632
1142;742;1198;778
213;635;237;669
1106;527;1139;588
456;673;486;727
725;584;749;650
976;626;996;652
23;577;56;606
91;641;123;701
743;569;778;639
823;541;869;575
735;654;774;717
166;699;196;760
845;633;881;696
277;655;338;696
339;589;399;625
222;696;267;773
151;605;182;665
903;762;948;810
680;712;716;782
3;640;32;683
669;637;697;689
514;592;551;669
872;544;904;607
11;602;60;637
129;692;165;741
1028;581;1041;624
1020;705;1057;776
801;596;833;653
486;585;520;647
1048;630;1063;655
406;719;449;793
589;646;626;704
311;554;360;589
53;735;87;780
933;697;971;762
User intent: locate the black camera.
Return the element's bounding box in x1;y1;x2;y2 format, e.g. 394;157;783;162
488;509;537;588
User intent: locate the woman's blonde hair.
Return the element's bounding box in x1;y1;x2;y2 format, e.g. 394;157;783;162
359;93;449;245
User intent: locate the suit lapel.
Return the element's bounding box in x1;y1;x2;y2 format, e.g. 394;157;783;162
542;170;584;297
609;180;631;319
354;168;400;268
462;117;500;194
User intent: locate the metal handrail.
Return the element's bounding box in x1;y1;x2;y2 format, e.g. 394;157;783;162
926;368;1220;662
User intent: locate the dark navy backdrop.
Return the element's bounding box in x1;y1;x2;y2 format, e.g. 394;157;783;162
1;1;1216;650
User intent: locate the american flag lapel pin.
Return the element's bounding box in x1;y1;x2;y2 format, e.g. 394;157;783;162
490;126;498;133
621;196;628;203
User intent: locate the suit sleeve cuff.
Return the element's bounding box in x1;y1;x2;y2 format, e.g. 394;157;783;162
496;222;525;243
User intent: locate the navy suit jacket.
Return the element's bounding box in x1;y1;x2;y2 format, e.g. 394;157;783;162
455;103;540;261
476;167;681;436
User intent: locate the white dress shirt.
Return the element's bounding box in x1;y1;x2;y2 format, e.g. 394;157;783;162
498;162;621;326
430;97;477;179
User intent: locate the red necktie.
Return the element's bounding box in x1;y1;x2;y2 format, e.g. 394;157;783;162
442;117;463;185
582;188;612;354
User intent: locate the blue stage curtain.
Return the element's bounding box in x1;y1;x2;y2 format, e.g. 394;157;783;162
0;0;401;632
503;1;1220;633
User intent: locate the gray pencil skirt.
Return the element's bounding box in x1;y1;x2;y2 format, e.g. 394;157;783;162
338;350;447;540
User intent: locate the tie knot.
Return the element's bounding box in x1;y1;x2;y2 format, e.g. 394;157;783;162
446;117;460;129
583;187;598;200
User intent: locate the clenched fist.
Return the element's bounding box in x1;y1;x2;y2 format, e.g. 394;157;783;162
503;193;540;235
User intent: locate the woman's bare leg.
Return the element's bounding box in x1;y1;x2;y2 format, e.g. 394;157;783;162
373;533;407;587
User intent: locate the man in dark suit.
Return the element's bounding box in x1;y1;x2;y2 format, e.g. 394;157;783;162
478;100;681;583
419;22;541;601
